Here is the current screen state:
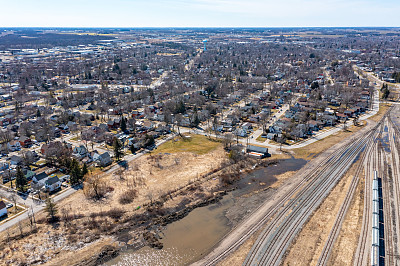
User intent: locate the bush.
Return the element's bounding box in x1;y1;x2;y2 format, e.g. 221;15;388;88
118;189;138;205
107;209;124;220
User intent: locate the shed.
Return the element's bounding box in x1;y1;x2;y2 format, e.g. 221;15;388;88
247;145;269;158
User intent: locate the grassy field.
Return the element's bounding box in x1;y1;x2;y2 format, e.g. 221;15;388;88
155;134;221;155
256;135;267;142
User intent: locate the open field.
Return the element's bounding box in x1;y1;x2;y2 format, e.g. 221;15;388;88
0;138;229;265
155;134;221;155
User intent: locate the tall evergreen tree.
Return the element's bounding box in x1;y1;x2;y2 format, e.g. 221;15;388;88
120;116;127;132
15;166;27;192
70;159;82;185
113;138;124;161
81;163;89;178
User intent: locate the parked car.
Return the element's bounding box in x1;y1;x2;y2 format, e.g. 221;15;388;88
6;203;13;209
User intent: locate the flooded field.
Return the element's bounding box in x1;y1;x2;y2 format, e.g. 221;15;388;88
105;158;307;266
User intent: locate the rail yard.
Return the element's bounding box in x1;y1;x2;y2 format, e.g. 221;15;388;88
195;104;400;266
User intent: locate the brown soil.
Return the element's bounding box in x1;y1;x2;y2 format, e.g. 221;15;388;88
281;156;360;265
328;169;365;265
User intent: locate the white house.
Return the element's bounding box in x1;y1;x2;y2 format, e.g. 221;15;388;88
94;152;112;167
32;172;49;185
45;176;61;192
0;201;7;217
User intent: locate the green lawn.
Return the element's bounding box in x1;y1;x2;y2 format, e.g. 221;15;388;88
155;134;221;155
70;136;81;141
256;135;267;142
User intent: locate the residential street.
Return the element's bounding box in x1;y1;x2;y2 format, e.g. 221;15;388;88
0;133;176;232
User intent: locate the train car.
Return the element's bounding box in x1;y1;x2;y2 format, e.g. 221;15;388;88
371;227;379;266
372;213;379;229
373;179;378;191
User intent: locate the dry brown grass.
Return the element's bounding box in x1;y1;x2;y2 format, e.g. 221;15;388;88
328;170;365;265
118;189;138;204
269;171;297;189
0;146;229;265
369;102;391;122
217;232;259;266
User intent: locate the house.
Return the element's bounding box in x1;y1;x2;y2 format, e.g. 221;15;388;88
45;176;61;192
73;145;88;159
58;124;70;134
32;172;49;185
267;133;276;140
0;201;7;217
99;123;109;132
107;120;117;130
95;152;112;167
7;140;21;152
269;125;282;134
307;120;321;131
235;128;247;137
23;168;36;180
246;145;269;158
0;162;9;171
10;155;23;165
336;113;348;122
18;136;32;148
242;122;253;132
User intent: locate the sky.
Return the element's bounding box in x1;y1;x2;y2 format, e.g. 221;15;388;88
0;0;399;28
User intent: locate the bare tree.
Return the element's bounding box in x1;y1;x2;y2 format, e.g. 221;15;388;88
83;174;107;199
9;194;18;212
222;133;234;149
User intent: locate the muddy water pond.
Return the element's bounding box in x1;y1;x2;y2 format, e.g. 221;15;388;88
105;158;307;266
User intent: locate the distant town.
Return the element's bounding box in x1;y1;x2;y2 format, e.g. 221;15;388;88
0;27;399;265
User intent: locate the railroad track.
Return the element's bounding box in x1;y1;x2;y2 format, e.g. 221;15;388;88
316;127;376;266
377;119;398;266
354;142;376;265
388;110;400;261
353;110;400;266
243;122;382;266
195;123;372;266
354;119;385;266
379;114;400;265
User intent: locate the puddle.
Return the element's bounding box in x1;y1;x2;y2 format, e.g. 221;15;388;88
234;158;307;196
105;158;307;266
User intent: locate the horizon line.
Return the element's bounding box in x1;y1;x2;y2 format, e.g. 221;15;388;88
1;26;400;29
